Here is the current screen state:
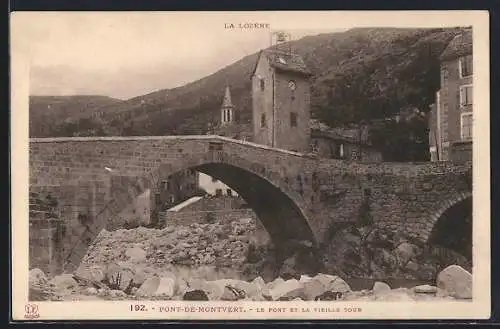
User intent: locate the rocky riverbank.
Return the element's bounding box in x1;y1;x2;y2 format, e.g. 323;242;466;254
28;217;473;302
29;264;472;302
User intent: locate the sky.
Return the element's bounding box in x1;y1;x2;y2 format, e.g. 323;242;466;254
17;12;347;100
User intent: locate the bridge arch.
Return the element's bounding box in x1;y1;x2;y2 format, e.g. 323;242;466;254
424;191;472;260
63;147;317;272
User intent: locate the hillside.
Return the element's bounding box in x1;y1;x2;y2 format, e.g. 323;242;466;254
29;95;121;137
33;27;467;144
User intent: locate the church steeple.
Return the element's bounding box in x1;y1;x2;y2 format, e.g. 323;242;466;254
220;84;234;125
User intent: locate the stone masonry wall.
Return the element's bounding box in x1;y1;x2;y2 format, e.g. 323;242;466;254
29;136;472;272
159;208;256;227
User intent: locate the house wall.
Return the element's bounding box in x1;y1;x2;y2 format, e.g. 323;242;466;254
198;172;238;196
252;54;274;147
437;54;473;161
273;70;311;153
158;169;199;210
311;136;383;163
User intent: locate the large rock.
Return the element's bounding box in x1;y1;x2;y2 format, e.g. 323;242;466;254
29;268;48;286
75;265;106;282
394;242;419;267
414;284;438;294
135;277;161;297
267;277;285;290
373;281;391;295
183;290;209;300
50;274;78;291
154;277;176;298
220;286;246;301
125;247;147;263
105;265;135;291
436;265;472;299
279;255;299;279
302;278;328;301
268;279;304;301
313;274;351;293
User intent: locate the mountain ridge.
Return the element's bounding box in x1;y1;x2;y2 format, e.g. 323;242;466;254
30;26;467;143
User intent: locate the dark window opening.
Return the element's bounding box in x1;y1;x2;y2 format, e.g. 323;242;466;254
260;79;265;91
460;55;473;78
260;113;267;128
215;189;223;197
290;112;298;127
227;189;232;196
334;143;345;159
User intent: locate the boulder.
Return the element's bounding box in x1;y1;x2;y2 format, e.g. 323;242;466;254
394;242;419;266
175;278;189;296
405;261;420;273
75;265;106;282
125;247;147;263
299;275;313;283
414;284;438;294
302;278;328;301
84;287;98;295
221;286;245;301
109;289;127;299
279;256;299;279
436;265;472;299
313;273;351;293
154;277;176;298
183;290;209;300
269;279;304;301
267;277;285;290
135;277;161;297
50;274;78;291
29;268;48;286
132;270;147;286
373;281;391;295
105;266;135;291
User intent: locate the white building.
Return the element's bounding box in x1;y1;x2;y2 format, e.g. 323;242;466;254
198;172;238;196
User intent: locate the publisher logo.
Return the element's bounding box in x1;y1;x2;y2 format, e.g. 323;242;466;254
24;304;40;319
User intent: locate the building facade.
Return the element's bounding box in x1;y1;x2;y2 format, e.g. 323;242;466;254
251;48;313;153
310;120;383;162
429;29;473;162
157;169;199;211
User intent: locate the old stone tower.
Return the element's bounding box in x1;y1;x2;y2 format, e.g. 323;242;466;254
251;48;313;152
220;85;234;125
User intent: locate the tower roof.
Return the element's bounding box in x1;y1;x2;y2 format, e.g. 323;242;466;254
251;49;313;78
221;85;234;108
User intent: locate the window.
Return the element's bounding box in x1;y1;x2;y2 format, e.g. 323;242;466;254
459;85;473;106
461;112;473;140
459;55;473;78
170;195;175;204
227;189;232;196
260;79;265;91
260;113;267;128
290;112;298;127
222;109;232;123
215;189;223;197
311;140;319;153
162;180;170;190
429;146;438;162
334;143;345;159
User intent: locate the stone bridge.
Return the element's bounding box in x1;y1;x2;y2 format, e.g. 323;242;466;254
29;135;472;273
